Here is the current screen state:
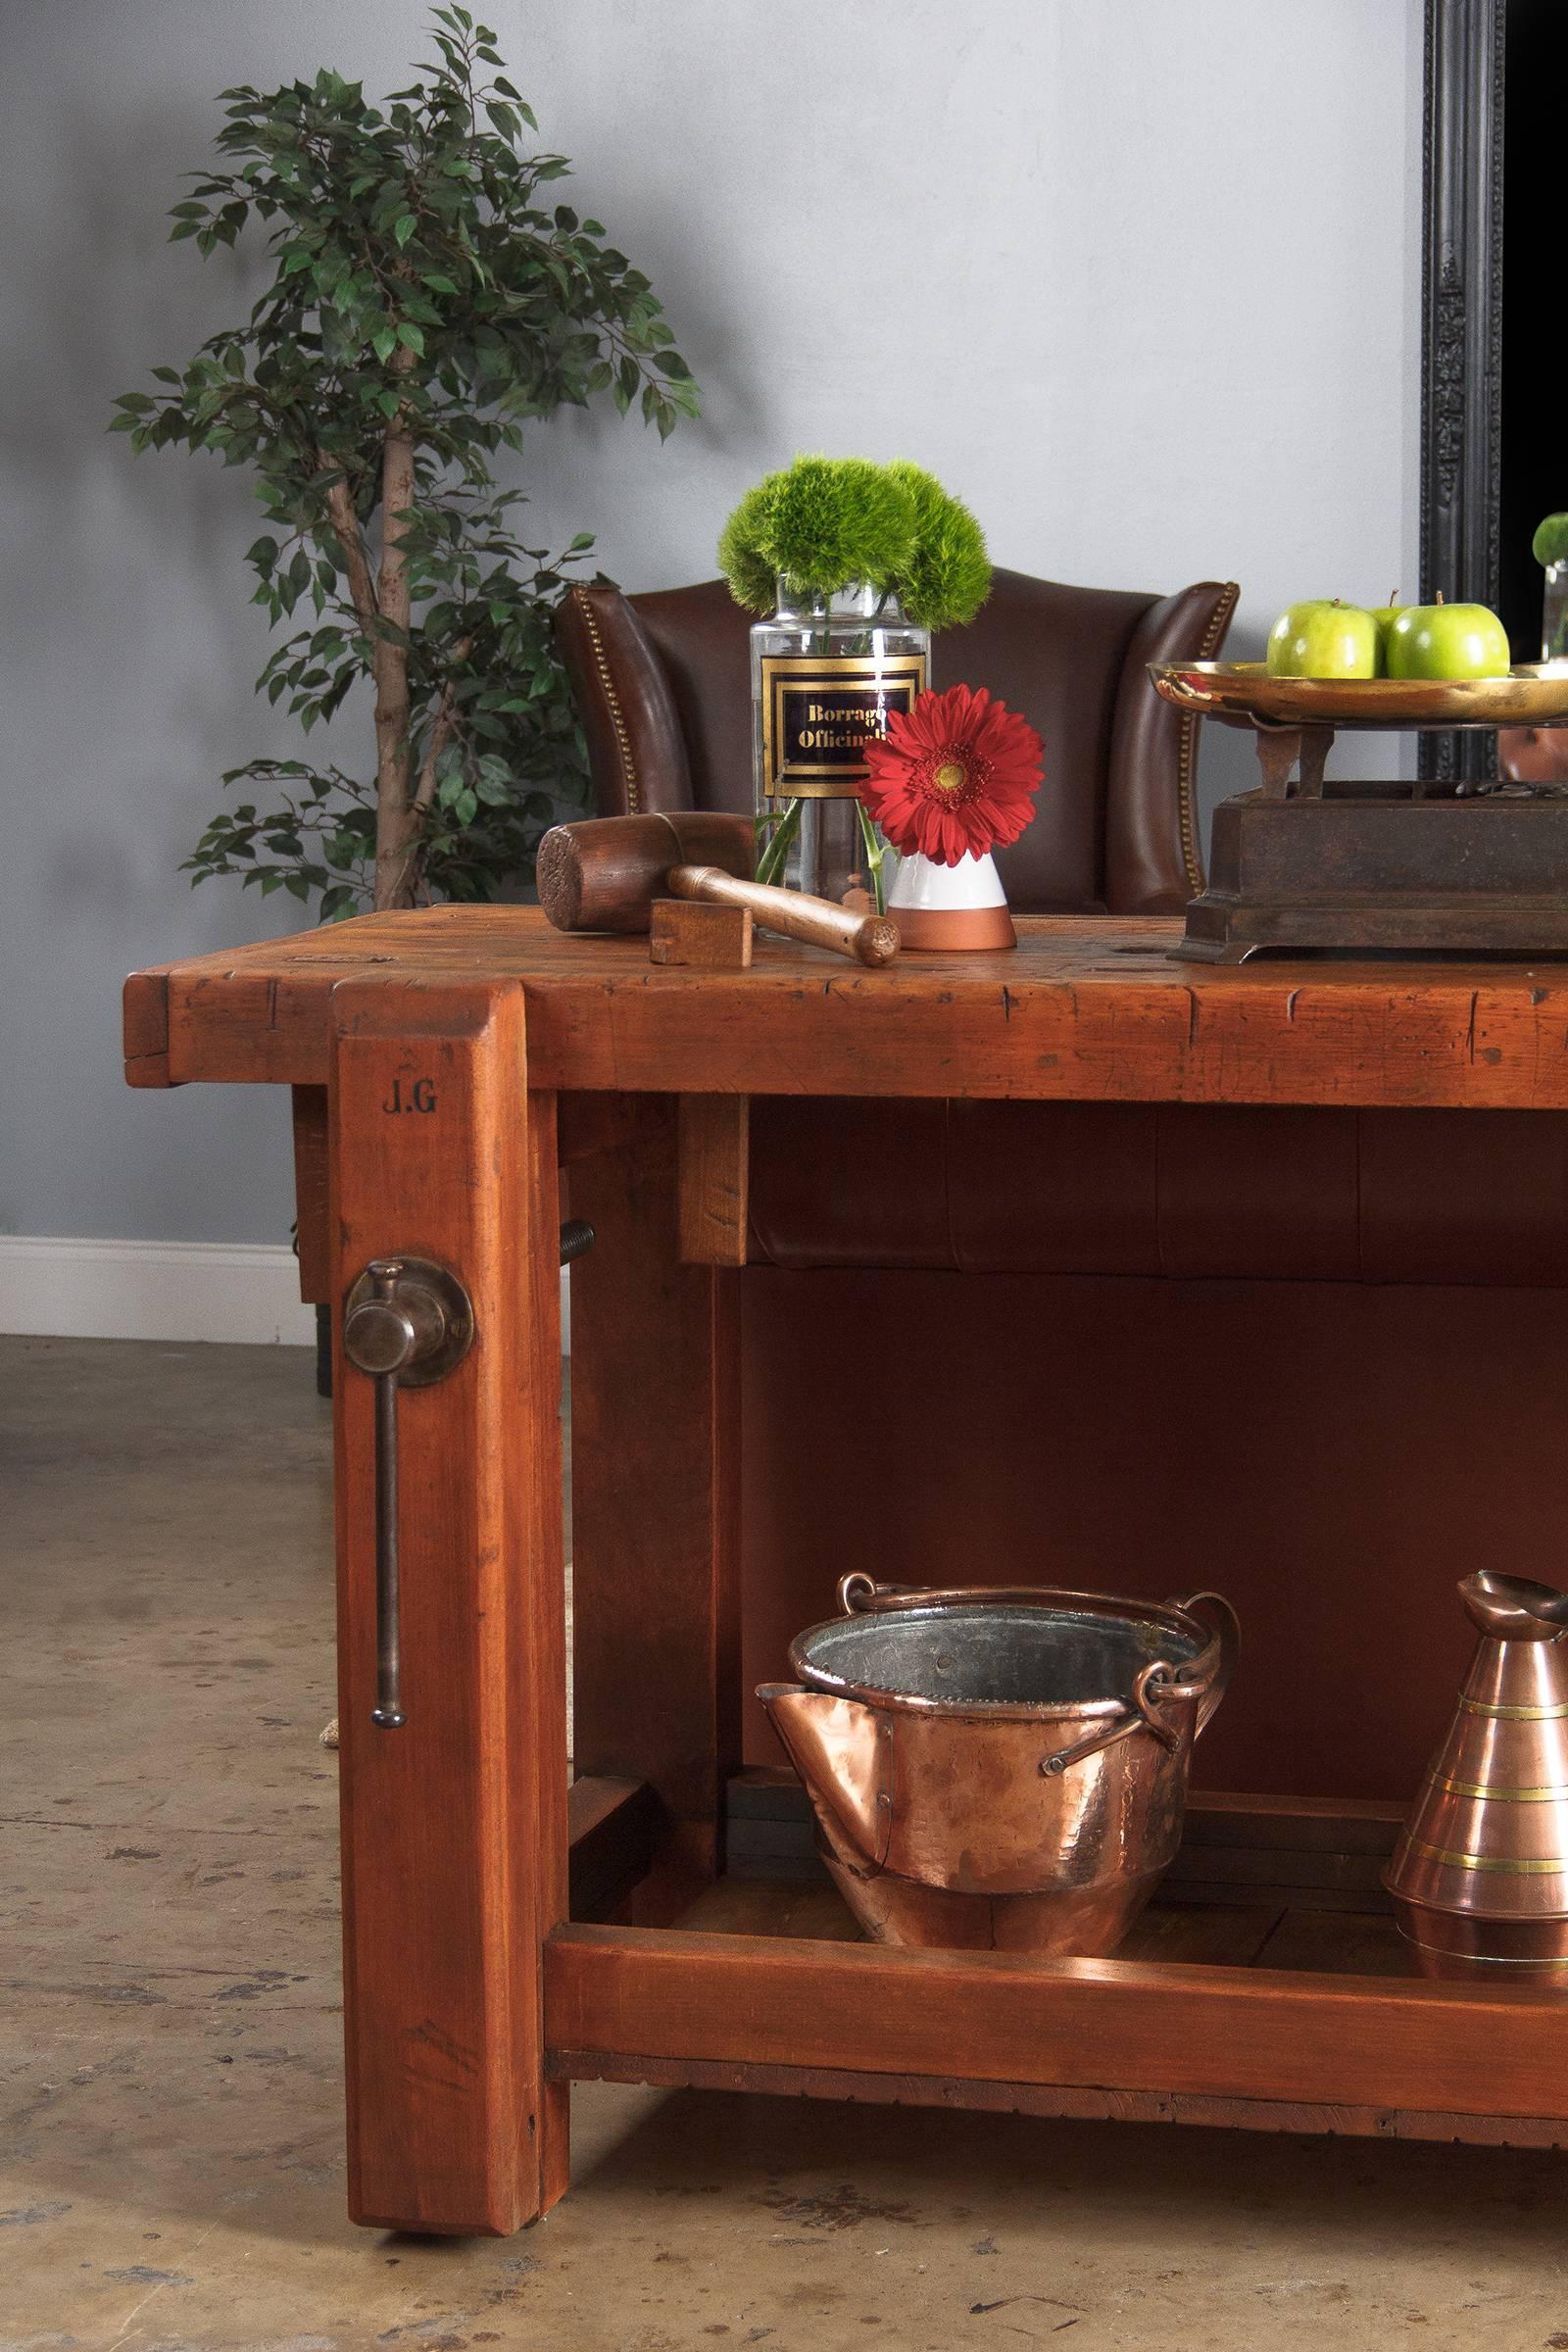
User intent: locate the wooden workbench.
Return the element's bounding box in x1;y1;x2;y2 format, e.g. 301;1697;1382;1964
124;911;1568;2236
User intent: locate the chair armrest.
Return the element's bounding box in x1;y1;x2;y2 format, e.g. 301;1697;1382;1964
1105;579;1238;914
556;583;695;817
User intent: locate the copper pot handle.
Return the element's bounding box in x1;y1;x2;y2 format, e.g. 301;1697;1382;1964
1044;1659;1199;1776
1040;1703;1149;1777
1161;1590;1241;1740
838;1572;919;1615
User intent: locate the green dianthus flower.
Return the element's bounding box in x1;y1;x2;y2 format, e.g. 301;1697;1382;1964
718;455;992;628
715;480;779;613
1534;512;1568;569
718;456;916;608
887;462;992;631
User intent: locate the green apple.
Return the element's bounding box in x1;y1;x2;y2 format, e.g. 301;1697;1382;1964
1385;594;1511;681
1368;591;1405;675
1265;599;1379;680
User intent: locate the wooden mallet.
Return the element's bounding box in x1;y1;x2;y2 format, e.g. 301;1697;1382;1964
536;811;900;967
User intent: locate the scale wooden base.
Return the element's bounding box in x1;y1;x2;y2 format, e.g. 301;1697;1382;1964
1175;722;1568;963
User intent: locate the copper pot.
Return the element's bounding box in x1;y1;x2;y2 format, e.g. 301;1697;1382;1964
1385;1570;1568;1983
759;1576;1239;1957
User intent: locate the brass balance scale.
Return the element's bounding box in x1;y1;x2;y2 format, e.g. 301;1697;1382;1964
1151;662;1568;961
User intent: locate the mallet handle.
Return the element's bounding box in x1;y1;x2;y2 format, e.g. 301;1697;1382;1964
669;866;900;967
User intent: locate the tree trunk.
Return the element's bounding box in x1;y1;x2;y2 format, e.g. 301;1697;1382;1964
373;348;418;911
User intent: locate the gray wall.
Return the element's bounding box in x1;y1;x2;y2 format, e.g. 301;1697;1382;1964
2;0;1422;1246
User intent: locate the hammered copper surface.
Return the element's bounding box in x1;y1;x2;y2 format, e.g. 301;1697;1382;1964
1150;660;1568;731
1385;1571;1568;1983
760;1580;1238;1958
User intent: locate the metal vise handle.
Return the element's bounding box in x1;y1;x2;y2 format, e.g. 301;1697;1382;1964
342;1257;473;1728
341;1225;592;1731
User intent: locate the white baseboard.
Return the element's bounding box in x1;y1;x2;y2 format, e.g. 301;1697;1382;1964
0;1235;574;1350
0;1236;318;1346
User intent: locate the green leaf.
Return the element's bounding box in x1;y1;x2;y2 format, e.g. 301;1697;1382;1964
136;21;667;915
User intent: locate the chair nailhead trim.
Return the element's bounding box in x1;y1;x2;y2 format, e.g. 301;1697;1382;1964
573;588;642;815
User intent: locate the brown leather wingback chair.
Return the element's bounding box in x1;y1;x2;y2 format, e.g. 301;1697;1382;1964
559;567;1235;911
558;573;1568;1810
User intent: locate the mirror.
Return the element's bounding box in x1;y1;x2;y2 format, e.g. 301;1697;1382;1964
1423;0;1568;784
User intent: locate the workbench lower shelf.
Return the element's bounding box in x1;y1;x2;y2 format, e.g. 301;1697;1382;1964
555;1777;1568;2153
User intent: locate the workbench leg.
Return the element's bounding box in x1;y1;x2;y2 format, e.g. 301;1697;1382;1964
290;1083;330;1304
568;1099;743;1908
329;980;567;2234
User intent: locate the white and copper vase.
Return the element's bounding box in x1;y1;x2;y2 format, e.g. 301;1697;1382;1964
886;847;1015;951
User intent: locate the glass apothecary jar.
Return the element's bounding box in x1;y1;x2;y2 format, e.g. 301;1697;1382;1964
752;579;929;906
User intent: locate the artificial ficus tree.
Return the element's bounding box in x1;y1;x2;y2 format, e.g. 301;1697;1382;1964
113;9;698;915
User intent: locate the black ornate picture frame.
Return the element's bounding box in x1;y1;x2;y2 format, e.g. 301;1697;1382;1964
1420;0;1505;784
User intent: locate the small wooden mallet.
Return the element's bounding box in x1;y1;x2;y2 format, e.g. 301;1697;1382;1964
536;811;900;967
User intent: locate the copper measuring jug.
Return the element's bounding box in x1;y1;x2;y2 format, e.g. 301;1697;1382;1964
760;1575;1239;1957
1386;1570;1568;1982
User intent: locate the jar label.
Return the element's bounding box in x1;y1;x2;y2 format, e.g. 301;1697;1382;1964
760;652;927;798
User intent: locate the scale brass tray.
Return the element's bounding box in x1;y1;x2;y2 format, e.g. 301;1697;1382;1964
1151;660;1568;731
1149;662;1568;961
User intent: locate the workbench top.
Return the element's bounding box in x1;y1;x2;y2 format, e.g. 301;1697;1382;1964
124;906;1568;1108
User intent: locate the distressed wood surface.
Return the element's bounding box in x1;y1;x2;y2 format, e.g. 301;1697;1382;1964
650;898;754;969
566;1775;661;1923
677;1094;750;1266
546;2048;1568;2151
289;1085;330;1303
330;979;567;2233
544;1919;1568;2122
566;1102;742;1896
124;907;1568;1108
122;963;174;1087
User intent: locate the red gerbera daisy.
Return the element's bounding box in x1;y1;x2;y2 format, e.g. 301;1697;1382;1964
860;683;1044;865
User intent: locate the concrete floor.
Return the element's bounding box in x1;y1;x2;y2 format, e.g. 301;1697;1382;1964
5;1335;1568;2352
